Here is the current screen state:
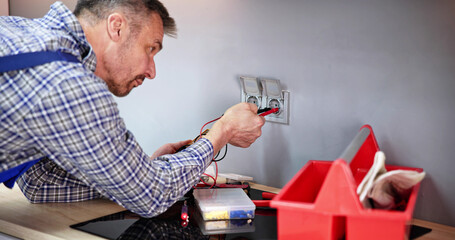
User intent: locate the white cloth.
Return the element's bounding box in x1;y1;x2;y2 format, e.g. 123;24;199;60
356;151;425;209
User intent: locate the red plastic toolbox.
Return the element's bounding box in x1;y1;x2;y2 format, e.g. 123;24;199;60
271;125;423;240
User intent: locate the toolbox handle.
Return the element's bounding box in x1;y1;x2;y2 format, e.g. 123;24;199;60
339;127;370;163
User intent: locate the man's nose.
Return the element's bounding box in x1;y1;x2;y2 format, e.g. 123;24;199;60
145;58;156;79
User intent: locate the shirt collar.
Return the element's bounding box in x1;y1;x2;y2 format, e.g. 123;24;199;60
42;1;97;72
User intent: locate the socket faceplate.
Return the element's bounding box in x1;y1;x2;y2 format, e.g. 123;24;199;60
240;76;289;125
263;91;290;124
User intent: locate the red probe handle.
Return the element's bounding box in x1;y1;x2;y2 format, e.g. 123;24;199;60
258;108;279;117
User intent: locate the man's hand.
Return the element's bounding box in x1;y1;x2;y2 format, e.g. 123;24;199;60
150;139;193;160
204;102;265;154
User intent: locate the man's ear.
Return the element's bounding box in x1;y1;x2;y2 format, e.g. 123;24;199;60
107;13;126;42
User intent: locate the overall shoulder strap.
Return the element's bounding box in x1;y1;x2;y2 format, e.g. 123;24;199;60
0;50;80;73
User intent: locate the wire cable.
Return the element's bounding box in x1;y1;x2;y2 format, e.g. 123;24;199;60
197;115;226;188
213;144;227;162
195;107;277;188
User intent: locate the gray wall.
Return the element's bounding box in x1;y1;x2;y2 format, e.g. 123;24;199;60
9;0;76;17
10;0;455;227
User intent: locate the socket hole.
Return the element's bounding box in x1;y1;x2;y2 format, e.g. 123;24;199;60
268;99;281;115
247;96;259;107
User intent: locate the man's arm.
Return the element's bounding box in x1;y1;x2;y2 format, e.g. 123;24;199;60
17;157;104;202
204;102;265;154
17;71;214;217
18;69;264;217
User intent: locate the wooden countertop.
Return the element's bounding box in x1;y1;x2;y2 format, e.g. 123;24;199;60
0;184;454;240
0;186;124;239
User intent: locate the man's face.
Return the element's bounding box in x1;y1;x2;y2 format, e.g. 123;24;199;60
103;12;164;97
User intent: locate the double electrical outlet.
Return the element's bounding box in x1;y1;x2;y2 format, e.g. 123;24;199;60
240;76;290;124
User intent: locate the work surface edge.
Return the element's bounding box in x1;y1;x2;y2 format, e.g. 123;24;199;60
1;184;454;240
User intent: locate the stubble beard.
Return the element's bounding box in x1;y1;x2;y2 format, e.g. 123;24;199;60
104;41;137;97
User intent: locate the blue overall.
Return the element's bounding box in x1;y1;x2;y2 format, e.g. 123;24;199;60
0;51;79;188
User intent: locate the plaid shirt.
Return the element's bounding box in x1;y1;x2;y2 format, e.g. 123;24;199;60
0;2;214;218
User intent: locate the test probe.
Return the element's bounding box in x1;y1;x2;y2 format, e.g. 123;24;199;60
257;107;279;116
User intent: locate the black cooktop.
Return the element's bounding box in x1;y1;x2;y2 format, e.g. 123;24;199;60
70;188;431;240
71;188;278;240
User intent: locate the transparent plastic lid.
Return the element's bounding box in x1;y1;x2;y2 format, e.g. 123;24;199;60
193;188;256;220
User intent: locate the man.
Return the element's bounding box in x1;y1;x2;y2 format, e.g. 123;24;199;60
0;0;265;218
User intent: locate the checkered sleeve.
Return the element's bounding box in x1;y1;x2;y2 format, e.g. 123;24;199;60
16;157;104;202
17;65;214;217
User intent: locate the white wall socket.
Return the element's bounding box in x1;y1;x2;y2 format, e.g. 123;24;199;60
239;76;263;109
239;76;290;125
263;90;290;124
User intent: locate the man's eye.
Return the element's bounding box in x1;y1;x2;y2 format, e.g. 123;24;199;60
150;47;155;52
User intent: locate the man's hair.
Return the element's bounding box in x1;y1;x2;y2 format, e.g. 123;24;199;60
74;0;177;38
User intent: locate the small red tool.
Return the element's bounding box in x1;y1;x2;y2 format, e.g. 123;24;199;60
181;200;188;221
252;200;272;207
195;183;249;189
262;192;277;200
252;191;278;207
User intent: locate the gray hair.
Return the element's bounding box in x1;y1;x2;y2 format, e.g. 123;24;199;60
74;0;177;38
